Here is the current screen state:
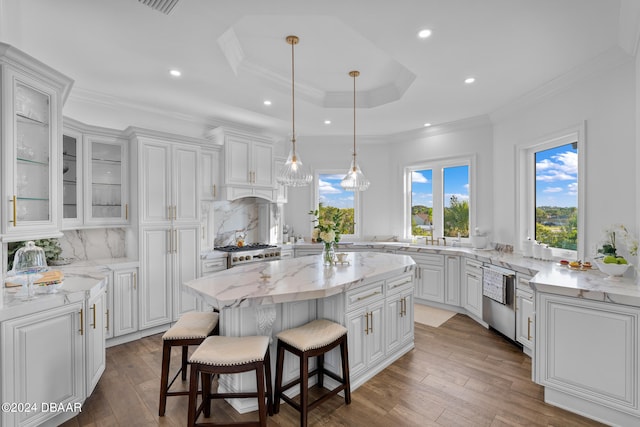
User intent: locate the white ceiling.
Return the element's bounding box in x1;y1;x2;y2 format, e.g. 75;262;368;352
0;0;631;138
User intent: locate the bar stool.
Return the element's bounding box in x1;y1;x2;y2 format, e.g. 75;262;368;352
187;335;273;427
159;311;219;416
273;319;351;427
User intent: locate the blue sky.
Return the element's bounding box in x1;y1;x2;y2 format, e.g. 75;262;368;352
412;166;469;208
535;143;577;208
318;173;354;209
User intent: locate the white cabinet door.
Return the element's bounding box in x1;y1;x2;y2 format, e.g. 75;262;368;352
416;263;445;303
445;255;460;306
1;302;84;427
173;225;200;320
225;136;251;185
113;268;139;337
368;300;385;367
345;306;368;377
84;135;129;226
140;140;172;224
140;227;173;329
173;145;199;223
516;290;534;350
463;269;482;319
251;140;274;187
201;148;220;200
86;290;106;396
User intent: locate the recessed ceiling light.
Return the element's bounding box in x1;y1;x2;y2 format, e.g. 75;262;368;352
324;120;331;125
417;29;432;39
464;77;476;84
169;69;182;77
423;123;432;127
263;100;272;106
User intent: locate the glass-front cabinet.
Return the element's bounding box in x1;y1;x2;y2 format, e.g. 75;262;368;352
1;43;73;241
62;119;129;228
85;135;128;226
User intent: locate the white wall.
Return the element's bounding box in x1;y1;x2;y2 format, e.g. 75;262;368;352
283;122;494;242
492;58;636;258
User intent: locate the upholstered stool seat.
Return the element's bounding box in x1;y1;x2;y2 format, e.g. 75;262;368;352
159;311;219;416
274;319;351;427
187;335;273;427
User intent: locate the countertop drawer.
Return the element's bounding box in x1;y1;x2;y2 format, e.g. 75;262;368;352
346;280;385;310
386;274;413;295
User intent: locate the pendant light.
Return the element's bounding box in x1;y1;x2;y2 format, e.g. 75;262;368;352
277;35;312;187
340;70;370;191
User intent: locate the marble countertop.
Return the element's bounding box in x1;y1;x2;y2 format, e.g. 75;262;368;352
0;257;136;322
284;241;640;308
184;251;416;309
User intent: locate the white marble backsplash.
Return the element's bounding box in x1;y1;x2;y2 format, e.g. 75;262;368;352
213;199;260;246
59;228;127;261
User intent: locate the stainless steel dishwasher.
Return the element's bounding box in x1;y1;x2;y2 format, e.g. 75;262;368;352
481;264;516;341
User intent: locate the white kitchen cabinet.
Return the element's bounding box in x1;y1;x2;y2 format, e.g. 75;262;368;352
1;43;72;241
1;301;85;427
385;275;414;355
445;255;460;306
280;246;294;259
84;134;129;226
111;267;138;338
535;293;640;424
200;147;221;201
86;289;107;396
411;253;445;303
462;258;483;320
134;133;202;328
345;297;385;378
516;272;534;357
62;118;129;228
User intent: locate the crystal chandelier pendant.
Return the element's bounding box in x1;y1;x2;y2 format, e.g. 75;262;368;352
340;159;370;191
277;144;312;187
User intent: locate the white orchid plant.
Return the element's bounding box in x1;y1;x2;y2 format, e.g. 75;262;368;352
598;224;638;258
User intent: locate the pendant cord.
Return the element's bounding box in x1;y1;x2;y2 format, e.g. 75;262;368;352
291;37;296;156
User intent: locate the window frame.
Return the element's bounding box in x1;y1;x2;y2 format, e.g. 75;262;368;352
517;123;585;259
404;154;476;241
313;169;363;240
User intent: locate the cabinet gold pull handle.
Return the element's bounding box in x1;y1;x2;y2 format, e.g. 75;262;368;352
356;291;381;301
10;195;17;225
106;309;110;331
79;308;84;335
365;312;369;335
174;229;178;253
133;272;137;290
213;184;216;198
527;317;532;341
168;205;171;220
125;203;129;220
368;312;373;333
174;205;177;220
91;303;97;329
168;230;172;254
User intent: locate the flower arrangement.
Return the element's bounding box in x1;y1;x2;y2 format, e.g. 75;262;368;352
598;224;638;257
309;208;344;264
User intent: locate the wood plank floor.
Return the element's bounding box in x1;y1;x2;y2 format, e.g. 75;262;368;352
62;313;606;426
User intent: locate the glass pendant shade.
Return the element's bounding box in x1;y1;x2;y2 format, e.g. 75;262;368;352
278;144;312;187
276;34;312;187
340;70;369;191
340;159;370;191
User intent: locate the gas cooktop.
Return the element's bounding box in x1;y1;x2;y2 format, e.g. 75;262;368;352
214;244;277;253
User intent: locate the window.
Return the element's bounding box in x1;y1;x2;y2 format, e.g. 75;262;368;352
315;172;359;238
406;157;473;240
518;124;585;258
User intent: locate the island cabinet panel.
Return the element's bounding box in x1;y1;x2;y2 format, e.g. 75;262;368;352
536;293;640;423
1;301;85;427
515;272;534;359
86;290;107;396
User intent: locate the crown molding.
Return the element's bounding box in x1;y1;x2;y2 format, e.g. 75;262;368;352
490;46;632;123
389;115;493;144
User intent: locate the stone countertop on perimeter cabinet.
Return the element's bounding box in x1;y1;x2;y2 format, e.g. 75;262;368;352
291;242;640;308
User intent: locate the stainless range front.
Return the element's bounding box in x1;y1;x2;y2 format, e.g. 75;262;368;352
214;244;281;268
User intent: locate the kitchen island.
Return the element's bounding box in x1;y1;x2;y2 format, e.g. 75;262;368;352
184;251;416;413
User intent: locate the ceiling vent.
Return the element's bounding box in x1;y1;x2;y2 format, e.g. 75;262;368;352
138;0;180;14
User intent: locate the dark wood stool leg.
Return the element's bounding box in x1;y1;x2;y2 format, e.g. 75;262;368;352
300;351;309;427
202;372;212;418
187;363;200;427
264;349;274;416
159;340;171;416
255;362;267;427
341;337;351;404
273;341;285;414
317;353;324;388
181;345;189;380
